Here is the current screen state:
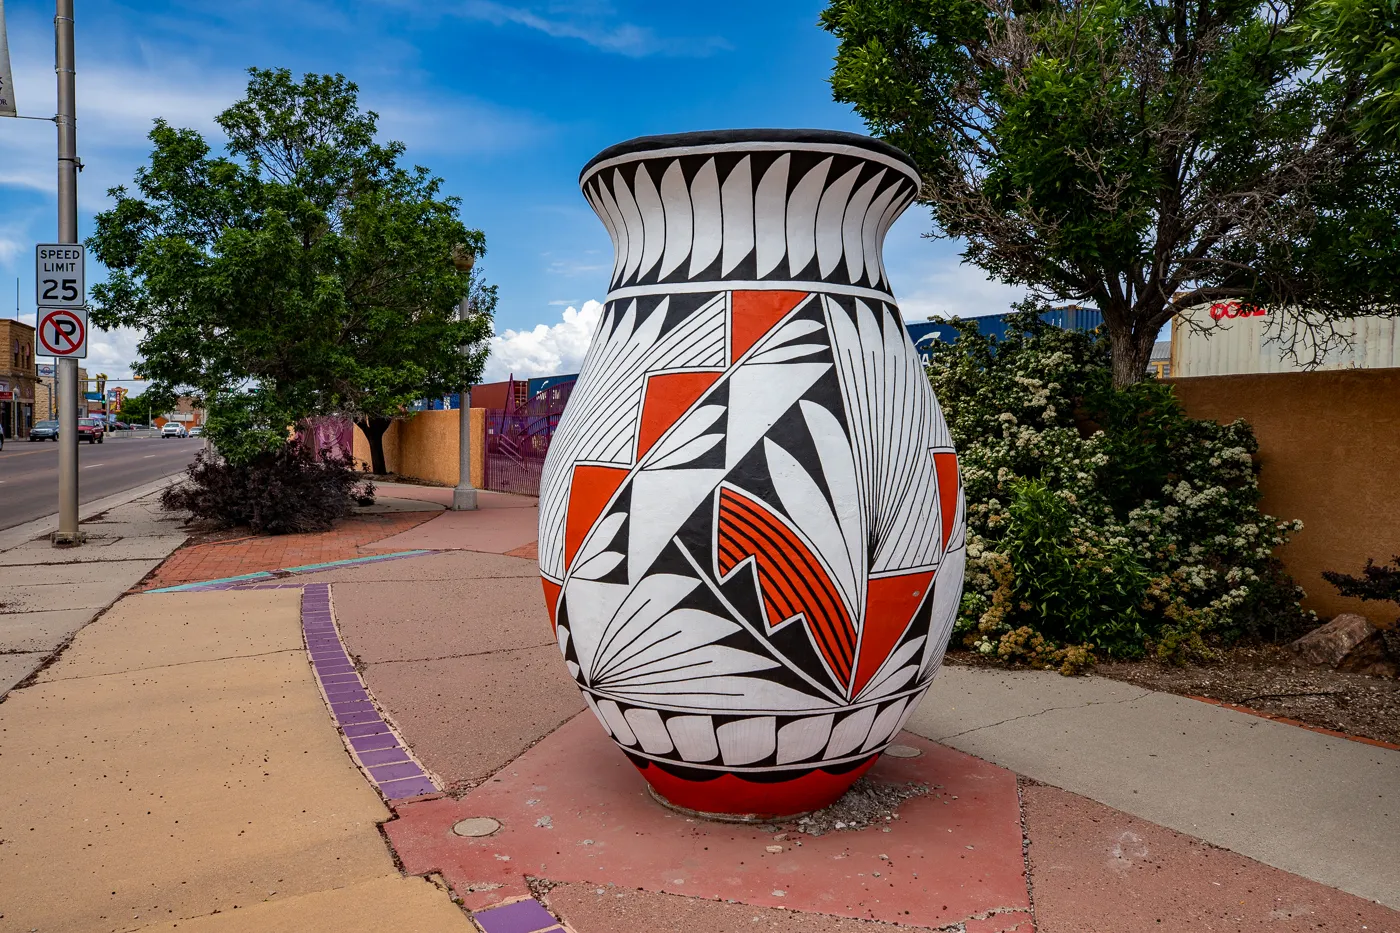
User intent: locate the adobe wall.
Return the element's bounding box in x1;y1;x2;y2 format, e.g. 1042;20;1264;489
1169;369;1400;623
352;408;485;488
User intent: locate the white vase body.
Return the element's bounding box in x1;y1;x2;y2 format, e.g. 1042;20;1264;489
539;130;965;817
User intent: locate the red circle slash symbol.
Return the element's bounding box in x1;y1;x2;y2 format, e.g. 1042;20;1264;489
40;309;84;355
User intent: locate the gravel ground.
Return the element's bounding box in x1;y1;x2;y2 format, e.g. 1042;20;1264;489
750;778;934;838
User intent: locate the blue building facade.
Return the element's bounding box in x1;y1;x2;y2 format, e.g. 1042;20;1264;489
905;306;1103;366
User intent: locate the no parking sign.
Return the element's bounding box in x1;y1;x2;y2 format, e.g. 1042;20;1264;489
38;307;88;358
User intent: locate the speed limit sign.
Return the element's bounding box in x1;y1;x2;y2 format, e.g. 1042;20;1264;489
35;243;86;308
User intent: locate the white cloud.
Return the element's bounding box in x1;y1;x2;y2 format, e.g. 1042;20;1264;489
455;1;729;57
483;299;602;381
888;255;1027;323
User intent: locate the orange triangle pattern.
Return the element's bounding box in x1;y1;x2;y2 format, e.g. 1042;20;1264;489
540;578;562;631
730;291;809;364
564;464;629;572
853;570;935;697
637;371;722;459
933;452;960;550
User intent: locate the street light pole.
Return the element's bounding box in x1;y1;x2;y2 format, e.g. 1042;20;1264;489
53;0;81;545
451;291;478;511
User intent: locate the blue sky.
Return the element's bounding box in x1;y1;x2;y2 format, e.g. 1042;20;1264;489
0;0;1023;383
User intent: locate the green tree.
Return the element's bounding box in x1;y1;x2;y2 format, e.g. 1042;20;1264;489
89;68;493;475
821;0;1400;386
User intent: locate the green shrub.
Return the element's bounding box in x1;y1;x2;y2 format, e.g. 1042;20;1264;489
932;303;1313;668
162;442;375;535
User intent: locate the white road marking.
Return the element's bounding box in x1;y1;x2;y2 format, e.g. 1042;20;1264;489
143;454;156;459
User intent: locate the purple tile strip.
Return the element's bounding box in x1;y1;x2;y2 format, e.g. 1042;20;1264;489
379;775;438;800
291;583;439;802
367;761;424;782
357;746;409;766
349;732;400;751
472;898;560;933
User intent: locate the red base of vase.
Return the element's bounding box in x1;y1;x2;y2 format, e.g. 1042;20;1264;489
633;756;880;820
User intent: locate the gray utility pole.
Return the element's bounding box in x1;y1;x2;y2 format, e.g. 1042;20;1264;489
52;0;81;544
451;292;478;511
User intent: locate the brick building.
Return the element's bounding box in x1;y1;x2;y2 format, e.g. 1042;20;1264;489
0;320;38;440
32;362;91;424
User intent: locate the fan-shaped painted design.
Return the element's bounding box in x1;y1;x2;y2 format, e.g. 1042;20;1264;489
541;130;963;819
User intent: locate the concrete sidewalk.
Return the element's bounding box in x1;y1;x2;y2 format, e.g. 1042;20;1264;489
0;584;474;932
0;491;189;696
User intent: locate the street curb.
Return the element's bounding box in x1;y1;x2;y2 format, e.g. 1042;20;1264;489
0;470;185;554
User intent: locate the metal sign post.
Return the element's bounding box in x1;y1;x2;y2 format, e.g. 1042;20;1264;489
52;0;80;545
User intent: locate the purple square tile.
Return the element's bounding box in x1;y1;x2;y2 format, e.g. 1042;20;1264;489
330;700;374;715
319;672;360;685
337;709;382;726
380;775;438;799
348;731;398;750
316;663;356;676
472;899;558;933
357;747;409;766
311;652;349;664
324;685;368;701
368;761;423;782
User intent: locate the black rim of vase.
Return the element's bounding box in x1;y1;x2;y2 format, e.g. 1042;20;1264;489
581;128;919;180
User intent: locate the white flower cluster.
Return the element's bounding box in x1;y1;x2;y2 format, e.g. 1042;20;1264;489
924;312;1312;659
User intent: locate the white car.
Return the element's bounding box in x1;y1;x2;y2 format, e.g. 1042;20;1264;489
161;423;189;438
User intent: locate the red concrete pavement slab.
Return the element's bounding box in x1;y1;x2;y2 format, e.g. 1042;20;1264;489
362;505;539;555
544;882;911;932
362;645;584;788
333;575;555;663
385;714;1030;929
1023;782;1400;932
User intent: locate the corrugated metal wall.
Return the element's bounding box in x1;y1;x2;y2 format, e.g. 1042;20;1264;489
1172;303;1400;377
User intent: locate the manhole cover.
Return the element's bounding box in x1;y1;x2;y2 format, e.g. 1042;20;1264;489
452;817;501;837
884;744;922;758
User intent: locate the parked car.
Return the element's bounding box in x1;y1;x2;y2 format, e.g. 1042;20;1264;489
108;421;131;432
29;420;60;442
161;422;189;438
77;418;104;444
188;426;203;437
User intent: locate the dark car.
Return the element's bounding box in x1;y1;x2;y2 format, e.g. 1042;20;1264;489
77;418;104;444
109;421;131;431
30;420;60;441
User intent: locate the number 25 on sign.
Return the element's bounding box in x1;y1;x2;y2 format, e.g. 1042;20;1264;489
35;243;86;307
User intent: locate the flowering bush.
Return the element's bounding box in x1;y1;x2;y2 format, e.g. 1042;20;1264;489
929;305;1313;670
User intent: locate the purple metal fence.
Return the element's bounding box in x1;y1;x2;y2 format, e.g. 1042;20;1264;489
482;377;575;496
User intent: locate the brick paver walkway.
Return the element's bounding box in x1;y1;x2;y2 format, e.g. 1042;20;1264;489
139;511;438;590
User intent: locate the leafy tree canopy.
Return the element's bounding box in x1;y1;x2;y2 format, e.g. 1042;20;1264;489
89;68;493;464
821;0;1400;385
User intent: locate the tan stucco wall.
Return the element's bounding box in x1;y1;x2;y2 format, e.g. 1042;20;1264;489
1170;369;1400;623
352;409;484;487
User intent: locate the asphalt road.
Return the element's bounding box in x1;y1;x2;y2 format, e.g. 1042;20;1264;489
0;434;200;531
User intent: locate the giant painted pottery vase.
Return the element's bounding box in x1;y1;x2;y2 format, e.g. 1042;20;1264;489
538;129;965;819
